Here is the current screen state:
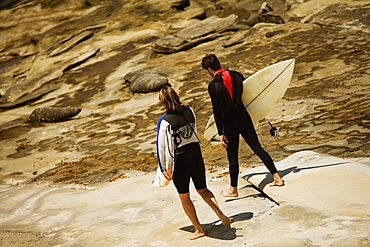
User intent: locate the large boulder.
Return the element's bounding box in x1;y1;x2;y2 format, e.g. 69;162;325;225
124;70;170;93
153;14;238;54
28;107;82;124
242;1;290;26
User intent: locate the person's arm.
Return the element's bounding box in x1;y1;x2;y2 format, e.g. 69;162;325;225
163;124;174;179
208;81;224;136
188;107;197;135
230;70;245;107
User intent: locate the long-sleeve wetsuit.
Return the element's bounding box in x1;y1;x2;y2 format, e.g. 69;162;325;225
208;70;278;187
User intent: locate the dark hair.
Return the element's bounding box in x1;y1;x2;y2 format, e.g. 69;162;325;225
159;86;184;114
201;54;221;71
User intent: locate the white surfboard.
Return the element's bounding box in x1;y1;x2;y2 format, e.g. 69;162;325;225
204;59;295;141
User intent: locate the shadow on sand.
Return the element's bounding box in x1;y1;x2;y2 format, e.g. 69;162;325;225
242;161;350;190
224;184;267;203
179;212;253;240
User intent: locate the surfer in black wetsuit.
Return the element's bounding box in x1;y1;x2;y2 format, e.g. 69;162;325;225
157;86;230;240
202;54;284;197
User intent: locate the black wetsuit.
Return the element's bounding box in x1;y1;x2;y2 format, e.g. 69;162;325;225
208;70;278;187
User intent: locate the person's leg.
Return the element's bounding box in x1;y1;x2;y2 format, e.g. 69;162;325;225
173;150;206;239
197;188;231;227
241;128;284;186
270;172;285;186
220;122;240;197
187;143;230;227
178;192;206;240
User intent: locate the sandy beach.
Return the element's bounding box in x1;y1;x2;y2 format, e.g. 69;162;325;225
1;155;369;246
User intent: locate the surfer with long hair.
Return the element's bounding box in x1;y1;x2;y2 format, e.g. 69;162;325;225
157;86;231;240
202;54;284;198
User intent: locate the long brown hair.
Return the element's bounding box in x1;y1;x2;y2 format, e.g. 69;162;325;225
159;86;184;114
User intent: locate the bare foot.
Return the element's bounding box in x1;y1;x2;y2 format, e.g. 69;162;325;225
270;180;285;187
219;214;231;227
190;230;206;240
219;189;238;197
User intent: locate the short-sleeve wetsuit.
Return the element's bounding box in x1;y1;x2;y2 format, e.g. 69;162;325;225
156;106;206;194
